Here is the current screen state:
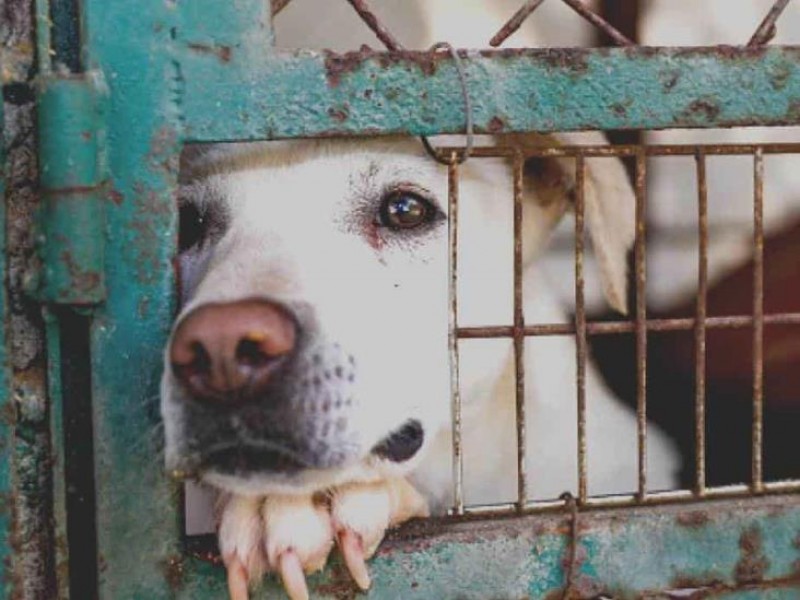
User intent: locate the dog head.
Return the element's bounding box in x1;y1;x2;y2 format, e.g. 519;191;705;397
161;136;634;496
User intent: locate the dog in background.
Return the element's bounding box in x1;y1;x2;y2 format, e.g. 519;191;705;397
162;2;679;598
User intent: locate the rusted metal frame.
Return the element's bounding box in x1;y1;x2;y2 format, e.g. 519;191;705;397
512;152;527;510
634;150;648;501
748;0;792;47
447;157;464;516
489;0;548;47
343;0;402;51
457;313;800;339
752;149;765;493
441;142;800;159
455;479;800;517
560;0;634;46
695;149;708;498
174;493;800;598
574;154;588;505
181;47;800;141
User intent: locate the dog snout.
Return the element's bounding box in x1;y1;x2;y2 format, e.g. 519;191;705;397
170;299;297;404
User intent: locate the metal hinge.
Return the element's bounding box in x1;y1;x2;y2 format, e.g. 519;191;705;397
32;71;108;305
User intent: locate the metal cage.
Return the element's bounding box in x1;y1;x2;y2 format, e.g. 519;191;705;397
2;0;800;597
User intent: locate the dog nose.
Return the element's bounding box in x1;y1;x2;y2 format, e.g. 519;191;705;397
170;299;297;404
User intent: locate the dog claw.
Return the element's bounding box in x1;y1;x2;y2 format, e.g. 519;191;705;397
278;550;310;600
226;556;250;600
337;529;371;591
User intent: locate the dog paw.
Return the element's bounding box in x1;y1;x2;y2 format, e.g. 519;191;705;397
218;493;333;600
331;478;430;590
217;478;429;600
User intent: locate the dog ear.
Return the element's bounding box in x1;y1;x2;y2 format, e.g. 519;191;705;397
498;131;635;314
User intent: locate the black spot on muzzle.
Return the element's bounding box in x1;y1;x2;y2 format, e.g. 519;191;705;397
371;419;424;463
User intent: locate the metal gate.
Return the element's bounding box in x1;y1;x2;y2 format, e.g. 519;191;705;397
2;0;800;597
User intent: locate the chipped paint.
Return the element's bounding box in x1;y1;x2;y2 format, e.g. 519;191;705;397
178;45;800;142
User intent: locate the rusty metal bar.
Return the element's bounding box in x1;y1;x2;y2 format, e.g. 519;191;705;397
694;149;708;498
343;0;403;51
489;0;548;47
635;150;648;500
748;0;792;46
512;152;528;510
457;480;800;516
560;0;635;46
574;154;588;505
440;143;800;159
447;156;464;515
271;0;293;17
457;312;800;339
752;148;765;493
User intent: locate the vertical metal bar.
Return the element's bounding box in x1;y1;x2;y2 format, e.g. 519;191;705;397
752;148;765;493
574;154;588;505
448;157;464;515
489;0;548;47
35;0;53;73
512;152;527;510
694;149;708;497
344;0;404;51
635;150;648;500
748;0;791;46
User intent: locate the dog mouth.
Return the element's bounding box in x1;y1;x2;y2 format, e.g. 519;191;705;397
199;419;425;477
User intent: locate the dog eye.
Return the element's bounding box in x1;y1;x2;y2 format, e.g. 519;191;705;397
178;203;208;252
377;190;437;230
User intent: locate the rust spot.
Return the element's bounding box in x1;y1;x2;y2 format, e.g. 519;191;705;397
787;100;800;122
108;189;124;206
734;525;768;584
660;69;680;92
311;560;360;599
535;48;591;74
684;98;722;122
676;510;710;528
670;573;723;590
324;48;373;87
324;48;447;87
769;62;792;90
59;249;101;298
186;42;232;63
672;44;769;61
160;554;185;591
328;105;350;122
487;116;505;133
80;131;92;141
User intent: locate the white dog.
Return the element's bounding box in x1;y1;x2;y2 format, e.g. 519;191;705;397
161;2;679;598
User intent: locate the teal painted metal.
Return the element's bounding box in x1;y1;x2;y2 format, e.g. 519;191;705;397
25;0;800;597
82;0;183;596
177;46;800;142
0;93;15;598
177;495;800;598
36;73;107;305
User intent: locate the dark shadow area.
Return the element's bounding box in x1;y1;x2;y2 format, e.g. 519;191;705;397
590;219;800;487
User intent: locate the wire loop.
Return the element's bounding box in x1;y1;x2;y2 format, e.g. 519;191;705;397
421;42;474;165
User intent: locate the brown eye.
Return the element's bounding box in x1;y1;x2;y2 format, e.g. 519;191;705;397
378;190;436;230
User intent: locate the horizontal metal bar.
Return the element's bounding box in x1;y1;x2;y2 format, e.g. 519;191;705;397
457;312;800;339
177;46;800;141
443;142;800;158
454;480;800;516
184;493;800;597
